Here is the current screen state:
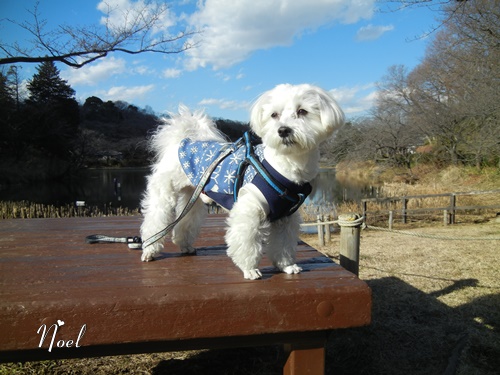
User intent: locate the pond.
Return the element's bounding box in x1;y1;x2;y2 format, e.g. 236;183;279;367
0;168;381;212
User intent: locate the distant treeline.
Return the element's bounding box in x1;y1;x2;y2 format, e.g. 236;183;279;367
0;61;249;185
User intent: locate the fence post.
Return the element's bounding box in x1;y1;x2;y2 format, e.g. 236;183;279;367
443;209;449;225
325;215;332;243
362;201;368;223
317;215;325;247
402;198;408;224
449;194;456;224
338;213;362;276
388;210;393;230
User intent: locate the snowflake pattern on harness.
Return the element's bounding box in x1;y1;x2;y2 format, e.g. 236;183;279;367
178;138;264;197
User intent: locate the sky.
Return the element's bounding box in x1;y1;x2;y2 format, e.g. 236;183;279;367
0;0;439;122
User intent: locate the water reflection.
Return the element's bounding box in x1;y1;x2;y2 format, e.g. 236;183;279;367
307;168;379;206
0;168;380;210
0;169;148;210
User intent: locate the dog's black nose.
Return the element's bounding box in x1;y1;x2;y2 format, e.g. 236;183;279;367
278;126;292;138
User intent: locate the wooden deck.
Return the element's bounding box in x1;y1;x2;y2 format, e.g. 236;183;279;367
0;215;371;373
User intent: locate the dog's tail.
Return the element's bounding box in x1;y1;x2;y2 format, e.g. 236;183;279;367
149;105;228;162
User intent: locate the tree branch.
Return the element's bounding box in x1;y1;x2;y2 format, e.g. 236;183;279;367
0;0;199;68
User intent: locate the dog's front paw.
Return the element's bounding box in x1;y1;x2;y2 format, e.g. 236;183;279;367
141;251;155;262
282;264;302;275
180;246;196;254
243;269;262;280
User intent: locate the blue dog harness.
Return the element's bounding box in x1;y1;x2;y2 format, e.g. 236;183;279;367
179;132;312;221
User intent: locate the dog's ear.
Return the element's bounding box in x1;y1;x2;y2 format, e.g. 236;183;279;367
314;87;345;133
249;90;270;138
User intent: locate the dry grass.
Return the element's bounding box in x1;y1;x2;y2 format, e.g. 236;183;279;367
2;219;499;375
306;219;500;375
0;201;141;219
333;164;500;227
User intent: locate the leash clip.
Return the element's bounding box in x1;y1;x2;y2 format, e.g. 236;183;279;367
127;236;142;249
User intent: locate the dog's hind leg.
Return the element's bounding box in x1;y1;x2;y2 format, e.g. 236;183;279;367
171;188;207;254
140;172;177;261
266;212;302;275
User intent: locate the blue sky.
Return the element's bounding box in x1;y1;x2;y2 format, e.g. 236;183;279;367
1;0;438;122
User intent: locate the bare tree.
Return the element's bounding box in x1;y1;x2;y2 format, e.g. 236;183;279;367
0;1;198;68
353;66;423;168
383;0;500;45
5;66;24;109
405;0;500;167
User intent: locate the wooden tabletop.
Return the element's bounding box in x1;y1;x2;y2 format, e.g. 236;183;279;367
0;215;371;361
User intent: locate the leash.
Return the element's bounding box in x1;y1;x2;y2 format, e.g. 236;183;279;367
85;142;237;249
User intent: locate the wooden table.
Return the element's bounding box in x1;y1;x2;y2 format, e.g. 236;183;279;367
0;215;371;374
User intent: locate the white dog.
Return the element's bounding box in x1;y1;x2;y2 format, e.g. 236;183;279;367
140;84;344;279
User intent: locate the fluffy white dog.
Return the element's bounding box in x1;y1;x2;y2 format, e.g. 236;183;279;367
140;84;344;279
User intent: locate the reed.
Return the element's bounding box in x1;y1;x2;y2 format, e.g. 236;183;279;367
0;201;140;219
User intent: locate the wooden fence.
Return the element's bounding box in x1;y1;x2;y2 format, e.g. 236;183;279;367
361;189;500;227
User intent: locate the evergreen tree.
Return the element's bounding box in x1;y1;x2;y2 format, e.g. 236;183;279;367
25;61;79;160
27;61;75;104
0;72;15;110
0;72;15;153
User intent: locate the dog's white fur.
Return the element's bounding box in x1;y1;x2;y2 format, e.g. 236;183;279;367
140;84;344;279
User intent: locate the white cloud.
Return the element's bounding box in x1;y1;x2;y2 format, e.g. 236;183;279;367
133;65;152;75
330;84;377;115
97;0;175;35
162;68;182;78
356;24;394;41
184;0;375;70
97;84;155;102
62;57;126;86
198;98;251;111
215;72;232;82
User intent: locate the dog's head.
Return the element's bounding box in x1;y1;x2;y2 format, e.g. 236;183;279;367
250;84;344;154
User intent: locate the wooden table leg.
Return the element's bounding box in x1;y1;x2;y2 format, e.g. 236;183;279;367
283;335;326;375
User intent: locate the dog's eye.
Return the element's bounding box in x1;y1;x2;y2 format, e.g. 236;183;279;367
271;112;279;119
297;109;308;116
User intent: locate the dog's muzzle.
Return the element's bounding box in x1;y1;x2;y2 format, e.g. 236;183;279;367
278;126;293;138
